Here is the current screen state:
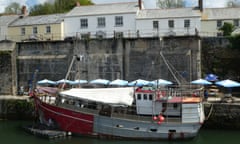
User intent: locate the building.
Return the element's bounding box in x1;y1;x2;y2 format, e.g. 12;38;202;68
64;2;141;39
0;15;18;41
136;8;201;37
200;8;240;37
8;13;65;42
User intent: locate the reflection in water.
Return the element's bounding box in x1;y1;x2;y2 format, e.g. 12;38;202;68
0;121;239;144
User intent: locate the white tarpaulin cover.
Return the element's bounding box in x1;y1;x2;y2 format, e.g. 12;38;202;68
60;87;134;106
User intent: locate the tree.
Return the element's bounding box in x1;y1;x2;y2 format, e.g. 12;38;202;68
219;22;234;36
29;0;93;16
29;3;54;16
157;0;184;8
4;2;21;14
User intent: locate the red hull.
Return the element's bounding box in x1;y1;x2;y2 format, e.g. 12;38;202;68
34;96;94;135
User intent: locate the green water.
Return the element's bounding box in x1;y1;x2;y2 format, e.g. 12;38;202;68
0;120;239;144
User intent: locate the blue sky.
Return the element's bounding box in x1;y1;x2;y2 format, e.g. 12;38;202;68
0;0;239;13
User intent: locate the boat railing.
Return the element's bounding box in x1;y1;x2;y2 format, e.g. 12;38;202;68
56;98;182;124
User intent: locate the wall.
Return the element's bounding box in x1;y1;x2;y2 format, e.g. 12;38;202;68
8;23;64;42
64;13;137;38
0;40;17;95
136;17;201;37
16;36;200;92
204;103;240;129
17;41;74;92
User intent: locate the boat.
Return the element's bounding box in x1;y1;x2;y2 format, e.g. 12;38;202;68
32;83;205;140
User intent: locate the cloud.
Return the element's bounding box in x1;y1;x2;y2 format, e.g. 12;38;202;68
1;0;240;13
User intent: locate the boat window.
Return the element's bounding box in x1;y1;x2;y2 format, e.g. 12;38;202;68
137;94;141;100
143;94;148;100
134;127;139;130
162;103;167;108
150;128;157;132
173;103;178;109
149;94;153;100
169;129;176;133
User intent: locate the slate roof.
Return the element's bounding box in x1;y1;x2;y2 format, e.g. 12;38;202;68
65;2;139;17
136;8;201;19
9;14;65;27
201;8;240;20
0;15;18;26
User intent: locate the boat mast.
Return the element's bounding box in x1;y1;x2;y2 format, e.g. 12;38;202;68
61;55;77;89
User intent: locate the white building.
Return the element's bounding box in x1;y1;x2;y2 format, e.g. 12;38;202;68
201;8;240;37
136;8;201;37
0;15;18;41
64;2;141;39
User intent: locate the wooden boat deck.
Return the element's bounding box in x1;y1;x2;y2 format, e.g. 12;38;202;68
22;125;69;139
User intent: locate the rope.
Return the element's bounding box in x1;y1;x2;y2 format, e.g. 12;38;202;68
205;103;214;120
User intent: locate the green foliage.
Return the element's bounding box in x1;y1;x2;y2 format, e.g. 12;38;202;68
228;34;240;50
157;0;184;8
29;0;93;16
4;2;21;14
219;22;234;36
29;3;55;16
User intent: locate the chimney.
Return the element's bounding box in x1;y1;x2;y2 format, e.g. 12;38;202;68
76;2;80;7
138;0;142;10
199;0;203;12
21;5;28;16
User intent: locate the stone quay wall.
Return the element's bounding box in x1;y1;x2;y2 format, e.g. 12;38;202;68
0;36;201;95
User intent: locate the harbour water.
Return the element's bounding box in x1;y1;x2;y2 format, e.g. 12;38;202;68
0;120;239;144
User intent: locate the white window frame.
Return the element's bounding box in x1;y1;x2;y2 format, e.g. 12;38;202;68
217;20;222;28
21;27;25;35
184;19;190;28
153;21;159;29
115;16;123;27
168;20;174;28
80;18;88;28
46;26;51;33
33;27;38;34
97;17;106;28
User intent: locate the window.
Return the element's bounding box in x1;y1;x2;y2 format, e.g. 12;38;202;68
153;21;159;29
97;17;105;27
149;94;153;100
21;27;25;35
184;19;190;28
33;27;37;34
217;20;222;27
234;19;239;27
46;26;51;33
80;18;88;28
143;94;148;100
137;94;141;100
168;20;174;28
115;16;123;26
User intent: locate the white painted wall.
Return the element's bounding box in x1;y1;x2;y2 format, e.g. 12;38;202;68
136;17;201;37
64;13;136;39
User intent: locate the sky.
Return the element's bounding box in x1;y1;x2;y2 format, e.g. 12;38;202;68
0;0;239;13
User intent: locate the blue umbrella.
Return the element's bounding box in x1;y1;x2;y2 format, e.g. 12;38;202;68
109;79;128;86
191;78;212;85
71;79;88;85
128;79;150;86
37;79;57;85
150;79;173;86
90;79;110;85
215;79;240;88
205;74;218;82
57;79;73;84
